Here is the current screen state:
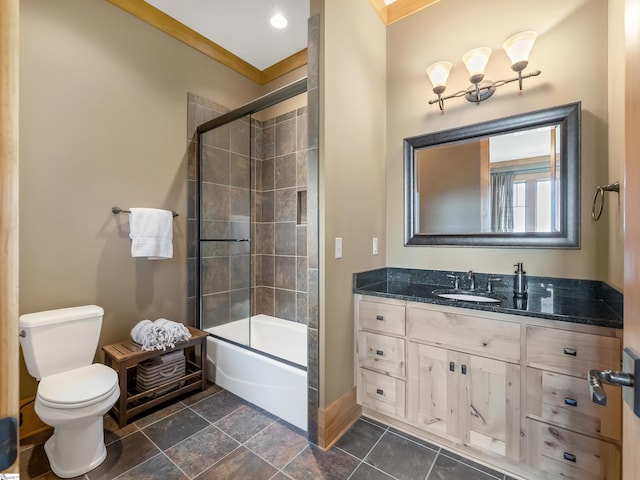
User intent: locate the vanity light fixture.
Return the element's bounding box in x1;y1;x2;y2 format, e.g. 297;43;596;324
427;31;541;111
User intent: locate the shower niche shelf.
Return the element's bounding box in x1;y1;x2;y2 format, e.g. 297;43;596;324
102;326;208;427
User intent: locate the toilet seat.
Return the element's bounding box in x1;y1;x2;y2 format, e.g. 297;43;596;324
38;364;118;409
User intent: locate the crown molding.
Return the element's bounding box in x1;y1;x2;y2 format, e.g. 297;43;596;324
107;0;306;85
368;0;440;25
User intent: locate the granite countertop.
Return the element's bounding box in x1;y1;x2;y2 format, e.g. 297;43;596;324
353;268;623;329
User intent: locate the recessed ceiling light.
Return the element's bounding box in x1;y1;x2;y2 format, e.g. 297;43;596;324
270;13;288;29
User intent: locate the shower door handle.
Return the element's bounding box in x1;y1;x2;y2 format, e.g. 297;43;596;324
203;238;250;242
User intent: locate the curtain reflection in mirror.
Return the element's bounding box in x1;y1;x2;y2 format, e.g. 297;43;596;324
491;172;515;232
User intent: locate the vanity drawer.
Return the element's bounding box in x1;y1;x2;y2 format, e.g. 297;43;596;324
358;331;405;377
526;326;620;378
358;299;405;336
407;306;520;362
526;368;621;440
526;418;620;480
358;368;406;418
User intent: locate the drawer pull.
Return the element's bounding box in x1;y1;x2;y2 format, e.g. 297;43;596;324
449;362;455;372
376;388;384;396
375;315;384;321
461;364;467;375
376;350;384;356
563;347;577;356
563;452;577;463
564;397;578;407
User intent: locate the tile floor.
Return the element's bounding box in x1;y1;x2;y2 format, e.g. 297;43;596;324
20;384;518;480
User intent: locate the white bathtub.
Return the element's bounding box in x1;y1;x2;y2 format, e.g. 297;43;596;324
206;314;308;430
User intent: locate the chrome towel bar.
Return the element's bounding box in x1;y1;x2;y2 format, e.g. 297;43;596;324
112;206;178;218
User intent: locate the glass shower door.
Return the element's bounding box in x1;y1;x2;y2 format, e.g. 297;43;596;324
198;115;252;346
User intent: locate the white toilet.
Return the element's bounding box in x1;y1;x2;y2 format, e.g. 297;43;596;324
19;305;120;478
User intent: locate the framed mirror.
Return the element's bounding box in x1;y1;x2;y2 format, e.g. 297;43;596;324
404;102;580;248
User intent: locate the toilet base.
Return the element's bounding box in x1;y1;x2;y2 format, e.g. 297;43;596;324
43;415;107;478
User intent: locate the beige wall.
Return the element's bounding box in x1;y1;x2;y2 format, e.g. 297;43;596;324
18;0;268;397
386;0;614;283
608;0;625;291
317;0;387;406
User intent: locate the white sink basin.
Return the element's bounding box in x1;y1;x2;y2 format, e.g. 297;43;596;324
432;289;502;303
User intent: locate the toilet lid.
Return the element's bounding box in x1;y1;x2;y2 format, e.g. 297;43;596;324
38;364;118;408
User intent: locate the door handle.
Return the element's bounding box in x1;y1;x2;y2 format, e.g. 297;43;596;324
588;369;634;406
589;347;640;415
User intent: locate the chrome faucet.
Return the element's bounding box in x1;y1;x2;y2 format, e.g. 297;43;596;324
467;271;476;291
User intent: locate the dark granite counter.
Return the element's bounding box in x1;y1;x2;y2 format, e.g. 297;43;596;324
353;268;623;329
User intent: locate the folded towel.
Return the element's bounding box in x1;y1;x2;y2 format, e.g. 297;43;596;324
130;318;191;351
129;208;173;260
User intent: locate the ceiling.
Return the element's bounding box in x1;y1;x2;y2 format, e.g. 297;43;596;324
107;0;440;84
144;0;310;72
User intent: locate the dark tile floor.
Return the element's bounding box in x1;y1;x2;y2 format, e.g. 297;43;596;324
20;385;518;480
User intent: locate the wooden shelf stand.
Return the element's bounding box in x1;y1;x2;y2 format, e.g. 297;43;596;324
102;326;208;427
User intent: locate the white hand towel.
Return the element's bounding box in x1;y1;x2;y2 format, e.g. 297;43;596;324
129;208;173;260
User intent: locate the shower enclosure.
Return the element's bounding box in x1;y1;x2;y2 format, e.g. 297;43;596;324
188;79;314;430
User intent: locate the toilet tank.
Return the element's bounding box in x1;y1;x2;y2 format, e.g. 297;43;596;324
19;305;105;380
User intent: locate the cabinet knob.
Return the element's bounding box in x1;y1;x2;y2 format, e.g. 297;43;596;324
376;350;384;356
376;388;384;396
563;347;577;356
449;361;455;372
563;452;576;463
376;315;384;321
564;397;578;407
461;364;467;375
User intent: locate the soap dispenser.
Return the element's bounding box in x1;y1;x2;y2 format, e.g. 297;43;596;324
513;262;528;297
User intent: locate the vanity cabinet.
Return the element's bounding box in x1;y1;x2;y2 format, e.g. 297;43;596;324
524;325;622;480
407;304;521;460
354;293;623;480
356;298;407;419
407;342;520;459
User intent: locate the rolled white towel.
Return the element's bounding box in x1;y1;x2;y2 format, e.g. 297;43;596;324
154;318;192;346
130;319;168;351
131;320;152;344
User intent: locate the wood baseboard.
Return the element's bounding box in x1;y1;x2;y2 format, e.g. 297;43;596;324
317;387;361;450
19;396;50;440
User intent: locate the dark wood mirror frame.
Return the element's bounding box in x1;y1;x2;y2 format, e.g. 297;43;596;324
404;102;581;248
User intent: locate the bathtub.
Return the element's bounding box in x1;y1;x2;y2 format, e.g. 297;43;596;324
206;314;308;430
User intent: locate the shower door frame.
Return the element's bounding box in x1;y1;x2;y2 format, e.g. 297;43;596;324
194;77;308;334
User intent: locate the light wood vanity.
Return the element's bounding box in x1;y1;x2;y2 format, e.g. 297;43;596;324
355;294;622;480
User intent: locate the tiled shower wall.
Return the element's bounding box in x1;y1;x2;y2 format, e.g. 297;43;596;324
253;108;309;324
186;105;308;329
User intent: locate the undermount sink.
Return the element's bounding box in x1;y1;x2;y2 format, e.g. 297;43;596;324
432;289;502;303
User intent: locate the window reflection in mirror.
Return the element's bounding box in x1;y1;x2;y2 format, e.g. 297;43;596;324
415;125;561;235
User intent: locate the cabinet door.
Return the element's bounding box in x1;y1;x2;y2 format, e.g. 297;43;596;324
408;342;459;439
458;353;521;460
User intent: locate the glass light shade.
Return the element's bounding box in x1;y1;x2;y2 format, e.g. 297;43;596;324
503;31;537;71
426;61;452;94
462;47;492;83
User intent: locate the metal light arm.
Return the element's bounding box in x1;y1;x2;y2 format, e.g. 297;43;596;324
429;70;542;111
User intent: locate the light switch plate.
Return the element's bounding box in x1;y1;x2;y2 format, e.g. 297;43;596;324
335;237;342;259
622;347;640;418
